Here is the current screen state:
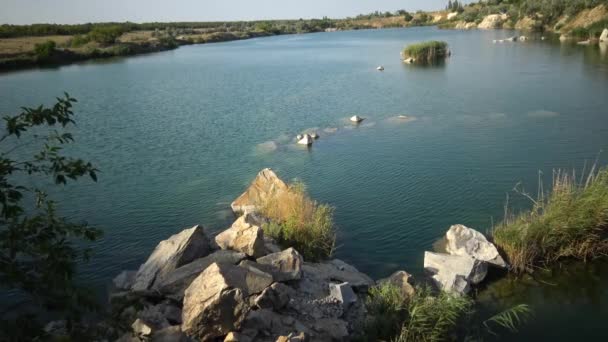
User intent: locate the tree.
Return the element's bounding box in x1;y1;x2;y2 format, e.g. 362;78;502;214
0;94;101;339
33;40;56;61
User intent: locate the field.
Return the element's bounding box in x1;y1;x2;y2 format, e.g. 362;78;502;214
0;35;72;57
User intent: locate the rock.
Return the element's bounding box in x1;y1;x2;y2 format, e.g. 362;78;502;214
447;12;458;20
231;168;289;214
276;332;308;342
44;320;67;336
254;282;295;310
113;270;137;290
132;226;211;291
403;57;415;64
132;318;153;338
601;28;608;42
138;302;182;327
264;236;282;254
519;35;528;41
256;247;303;282
376;66;384;71
156;250;247;299
578;40;591;45
478;14;506;29
378;270;415;299
309;133;319;140
299;259;374;295
216;214;266;258
313;319;348;341
350;115;364;123
181;262;273;340
243;309;309;339
225;331;253;342
152;325;193;342
296;134;303;141
328;282;357;309
504;36;517;42
445;224;507;268
297;134;314;146
424;251;488;295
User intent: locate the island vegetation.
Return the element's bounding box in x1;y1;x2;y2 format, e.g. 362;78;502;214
402;41;449;64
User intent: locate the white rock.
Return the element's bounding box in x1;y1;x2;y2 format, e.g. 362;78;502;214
403;57;416;64
424;251;488;295
328;282;357;308
478;14;506;29
600;28;608;42
131;226;211;291
350;115;364;123
445;224;507;268
310;132;319;139
215;214;266;258
297;134;313;146
132;318;153;337
376;66;384;71
519;35;528;41
447;12;458;20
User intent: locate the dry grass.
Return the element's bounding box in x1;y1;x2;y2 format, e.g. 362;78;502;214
493;167;608;273
260;181;336;261
0;35;72;56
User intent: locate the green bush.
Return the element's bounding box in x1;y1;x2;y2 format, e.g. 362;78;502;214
70;34;90;47
493;168;608;273
402;41;449;64
88;25;125;45
33;40;56;60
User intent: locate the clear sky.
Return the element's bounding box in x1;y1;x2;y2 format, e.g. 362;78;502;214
0;0;455;25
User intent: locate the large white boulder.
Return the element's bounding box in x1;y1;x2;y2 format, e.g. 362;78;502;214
445;224;507;268
231;168;289;214
350;115;364;123
478;14;506;29
297;134;314;146
215;214;266;258
424;251;488;295
181;262;273;340
131;226;211;291
600;28;608;42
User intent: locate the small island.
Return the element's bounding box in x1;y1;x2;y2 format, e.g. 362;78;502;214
401;41;449;65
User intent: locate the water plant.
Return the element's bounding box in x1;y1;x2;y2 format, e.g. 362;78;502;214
493;167;608;273
402;41;449;64
260;180;336;261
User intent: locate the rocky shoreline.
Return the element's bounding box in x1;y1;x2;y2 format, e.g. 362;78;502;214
103;169;509;342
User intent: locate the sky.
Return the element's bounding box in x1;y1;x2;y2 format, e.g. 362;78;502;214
0;0;456;25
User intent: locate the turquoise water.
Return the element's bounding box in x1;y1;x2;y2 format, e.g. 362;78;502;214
1;27;608;339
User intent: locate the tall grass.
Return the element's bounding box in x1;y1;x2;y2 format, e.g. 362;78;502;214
402;41;448;64
260;181;336;261
493;167;608;273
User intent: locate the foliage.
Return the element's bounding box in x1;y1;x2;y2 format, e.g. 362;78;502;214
483;304;533;336
493;167;608;273
364;283;409;341
70;34;91;48
33;40;56;61
0;94;101;337
402;41;449;64
260;180;336;261
88;25;126;45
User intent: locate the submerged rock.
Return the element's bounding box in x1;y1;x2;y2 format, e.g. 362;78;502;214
131;225;211;291
601;28;608;42
350;115;365;123
424;251;488;295
297;134;314;146
445;224;507;268
216;214;266;258
231;168;289;214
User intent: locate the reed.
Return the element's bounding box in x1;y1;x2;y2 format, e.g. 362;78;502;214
402;41;448;64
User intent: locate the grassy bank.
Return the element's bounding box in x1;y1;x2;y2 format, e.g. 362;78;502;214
402;41;449;64
260;181;336;261
493;167;608;273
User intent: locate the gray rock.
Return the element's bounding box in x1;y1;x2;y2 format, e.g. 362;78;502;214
256;248;303;282
151;326;193;342
300;259;374;294
156;250;247;299
328;282;357;309
231;168;289;214
378;270;415;299
224;331;253;342
445;224;507;268
113;270;137;290
138;301;182;327
276;332;308;342
132;225;211;291
264;236;282;255
424;251;488;295
254;282;295;310
312;318;348;341
215;214;266;258
132;318;153;338
44;320;67;336
242;309;311;339
181;262;273;340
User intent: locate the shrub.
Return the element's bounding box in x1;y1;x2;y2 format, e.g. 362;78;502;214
33;40;56;60
493;168;608;273
88;25;125;45
364;283;409;341
402;41;449;64
260;181;336;261
70;34;90;47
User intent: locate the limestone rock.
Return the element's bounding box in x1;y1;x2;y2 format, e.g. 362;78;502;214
424;251;487;295
151;326;193;342
297;134;314;146
313;319;348;341
264;236;282;255
256;247;303;282
601;28;608;42
243;309;310;339
254;282;295;310
350;115;364;123
328;282;357;309
156;250;247;299
403;57;416;64
300;259;374;295
447;12;458;20
216;214;266;258
225;331;253;342
131;226;211;291
276;332;308;342
138;301;182;327
231;168;289;214
113;270;137;290
132;318;153;338
445;224;507;268
378;270;415;299
181;262;273;340
478;14;507;29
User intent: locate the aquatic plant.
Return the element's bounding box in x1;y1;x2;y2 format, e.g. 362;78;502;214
402;41;449;64
260;180;336;261
364;283;410;341
493;167;608;273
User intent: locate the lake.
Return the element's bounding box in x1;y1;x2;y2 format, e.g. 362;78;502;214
1;27;608;340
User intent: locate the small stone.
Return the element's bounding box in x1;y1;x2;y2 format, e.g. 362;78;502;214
132;318;153;337
328;282;357;309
